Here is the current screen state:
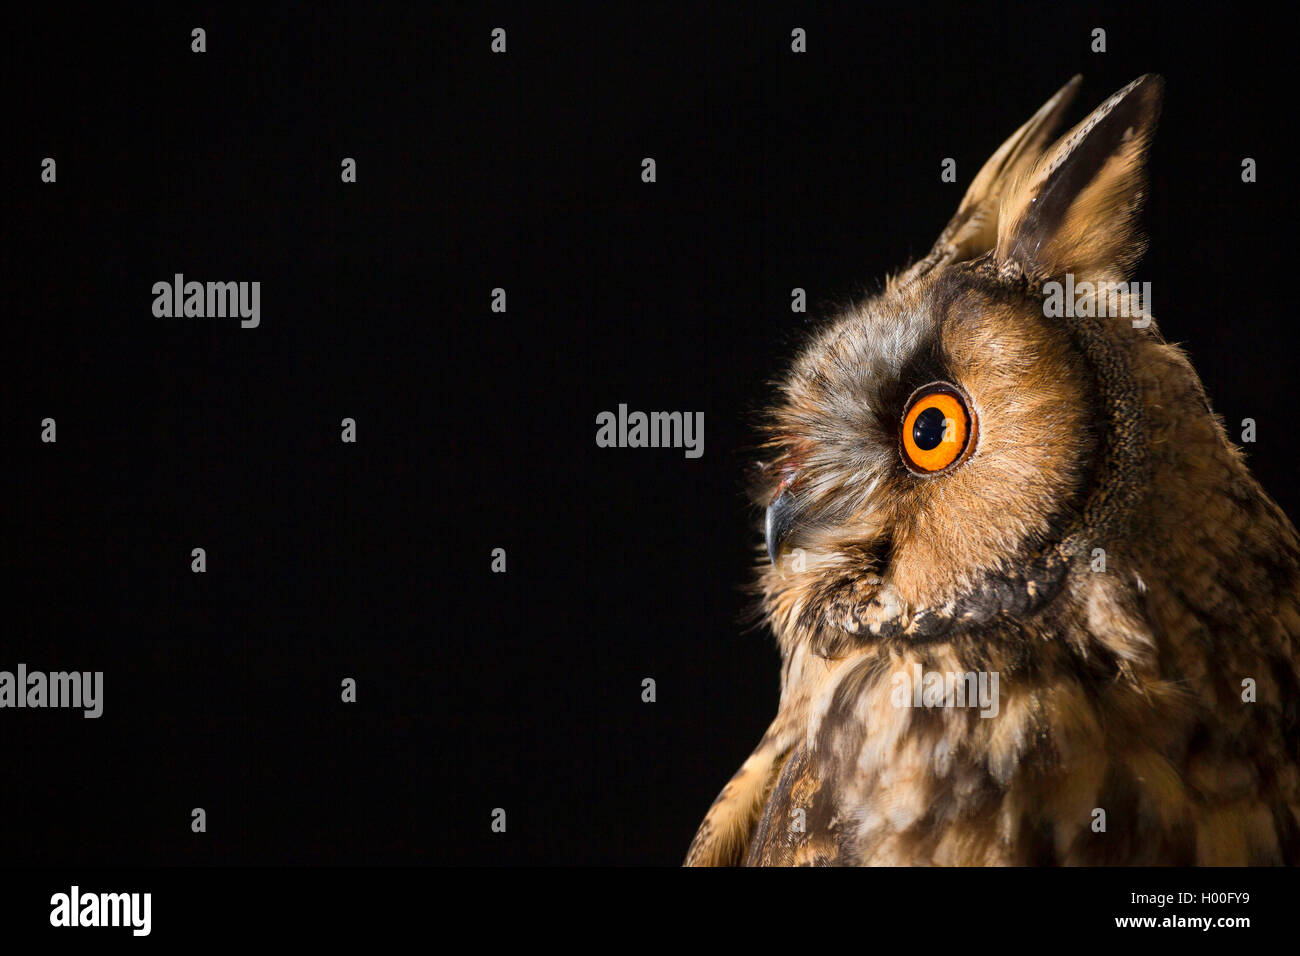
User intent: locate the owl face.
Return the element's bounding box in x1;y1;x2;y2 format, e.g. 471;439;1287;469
761;267;1097;655
758;75;1165;659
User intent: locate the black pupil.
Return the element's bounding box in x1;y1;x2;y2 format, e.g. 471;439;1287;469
913;406;948;451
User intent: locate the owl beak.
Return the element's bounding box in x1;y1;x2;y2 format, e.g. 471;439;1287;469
765;491;799;567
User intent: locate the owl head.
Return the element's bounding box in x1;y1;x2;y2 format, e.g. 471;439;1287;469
760;75;1170;660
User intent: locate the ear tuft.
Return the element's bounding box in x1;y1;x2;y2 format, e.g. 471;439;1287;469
897;76;1082;289
944;75;1082;261
995;74;1164;283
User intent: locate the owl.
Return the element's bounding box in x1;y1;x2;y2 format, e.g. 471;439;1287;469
686;75;1300;866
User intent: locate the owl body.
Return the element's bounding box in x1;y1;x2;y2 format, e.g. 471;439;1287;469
687;76;1300;866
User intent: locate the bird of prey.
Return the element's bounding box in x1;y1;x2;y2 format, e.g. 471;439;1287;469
686;75;1300;866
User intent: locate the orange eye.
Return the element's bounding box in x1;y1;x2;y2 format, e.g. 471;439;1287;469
900;384;975;474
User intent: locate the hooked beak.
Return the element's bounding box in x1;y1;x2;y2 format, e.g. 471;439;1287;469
765;490;800;567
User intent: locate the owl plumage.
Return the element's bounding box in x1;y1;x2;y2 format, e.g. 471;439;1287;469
686;75;1300;866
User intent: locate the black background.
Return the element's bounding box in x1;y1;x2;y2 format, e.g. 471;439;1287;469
2;3;1293;866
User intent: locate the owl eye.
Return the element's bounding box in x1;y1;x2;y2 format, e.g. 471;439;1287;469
900;384;975;474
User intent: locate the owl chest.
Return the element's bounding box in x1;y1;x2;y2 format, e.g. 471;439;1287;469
776;663;1088;865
